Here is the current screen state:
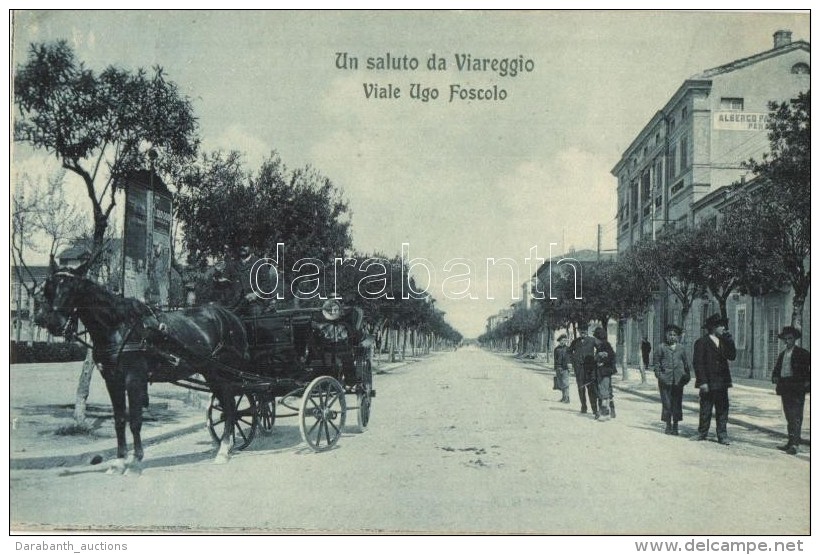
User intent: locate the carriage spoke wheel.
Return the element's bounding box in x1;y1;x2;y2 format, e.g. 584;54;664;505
299;376;346;452
258;396;276;435
206;392;258;451
353;359;373;433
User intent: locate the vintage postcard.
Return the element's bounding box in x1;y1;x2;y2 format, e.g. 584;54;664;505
8;9;811;545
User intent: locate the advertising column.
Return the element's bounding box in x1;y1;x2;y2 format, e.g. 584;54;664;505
122;170;172;306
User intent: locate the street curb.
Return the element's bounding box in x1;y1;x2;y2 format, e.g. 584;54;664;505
11;356;428;470
373;355;429;375
610;383;809;446
10;420;207;470
505;353;810;447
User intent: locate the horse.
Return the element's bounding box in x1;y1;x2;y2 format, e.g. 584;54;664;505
35;257;250;472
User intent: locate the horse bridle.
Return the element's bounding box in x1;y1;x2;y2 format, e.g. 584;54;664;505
48;272;94;348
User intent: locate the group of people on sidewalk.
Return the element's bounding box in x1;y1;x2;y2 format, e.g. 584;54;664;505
552;314;811;455
553;324;618;421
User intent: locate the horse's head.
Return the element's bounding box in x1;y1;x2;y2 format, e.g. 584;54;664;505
36;258;88;338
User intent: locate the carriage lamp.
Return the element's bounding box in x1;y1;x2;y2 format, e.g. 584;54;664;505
322;299;342;321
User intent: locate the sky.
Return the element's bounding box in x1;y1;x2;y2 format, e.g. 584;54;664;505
9;10;811;338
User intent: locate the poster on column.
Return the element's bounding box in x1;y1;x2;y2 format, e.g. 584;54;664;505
122;171;172;306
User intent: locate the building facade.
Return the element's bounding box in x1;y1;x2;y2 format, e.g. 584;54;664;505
611;30;810;377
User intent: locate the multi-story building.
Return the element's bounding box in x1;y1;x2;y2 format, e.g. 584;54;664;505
611;30;810;377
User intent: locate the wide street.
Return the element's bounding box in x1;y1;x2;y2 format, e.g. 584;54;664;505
10;348;810;534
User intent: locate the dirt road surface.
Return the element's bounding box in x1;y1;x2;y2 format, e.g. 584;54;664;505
10;348;810;534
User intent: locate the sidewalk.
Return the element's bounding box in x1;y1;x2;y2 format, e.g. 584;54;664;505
507;353;810;446
9;356;422;469
10;362;210;470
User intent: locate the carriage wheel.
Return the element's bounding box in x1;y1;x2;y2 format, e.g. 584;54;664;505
258;397;276;435
351;359;373;433
206;392;258;451
299;376;346;452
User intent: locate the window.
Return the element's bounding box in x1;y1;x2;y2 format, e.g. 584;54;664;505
641;171;651;202
682;106;688;121
671;180;684;195
631;180;639;213
735;305;747;350
791;63;810;74
654;159;663;189
669;117;676;132
655;196;662;208
679;135;688;172
668;146;677;181
720;97;744;111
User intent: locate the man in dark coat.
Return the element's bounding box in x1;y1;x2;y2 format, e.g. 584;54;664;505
216;245;276;316
771;326;811;455
569;324;598;416
640;337;652;384
693;314;737;445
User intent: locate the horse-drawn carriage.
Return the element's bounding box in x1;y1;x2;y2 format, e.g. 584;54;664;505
35;259;375;471
195;301;375;452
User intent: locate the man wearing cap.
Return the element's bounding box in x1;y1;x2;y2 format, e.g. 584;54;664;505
693;314;737;445
771;326;810;455
653;324;691;436
569;324;598;416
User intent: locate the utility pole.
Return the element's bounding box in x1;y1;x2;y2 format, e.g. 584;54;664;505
596;224;602;262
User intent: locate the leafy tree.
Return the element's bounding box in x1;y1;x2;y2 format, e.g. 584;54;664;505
14;40;199;253
631;229;707;331
725;91;810;329
175;151;353;300
691;222;786;323
13;40;199;425
606;253;655;377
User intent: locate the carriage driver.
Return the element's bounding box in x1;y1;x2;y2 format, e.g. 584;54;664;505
215;245;278;316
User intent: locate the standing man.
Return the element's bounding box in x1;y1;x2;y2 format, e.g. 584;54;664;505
640;336;652;384
771;326;810;455
693;314;737;445
653;324;690;436
569;324;598;416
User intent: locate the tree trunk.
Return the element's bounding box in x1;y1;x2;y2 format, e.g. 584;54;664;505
717;294;729;323
680;303;692;338
27;295;36;347
791;293;806;331
617;317;628;381
73;350;95;426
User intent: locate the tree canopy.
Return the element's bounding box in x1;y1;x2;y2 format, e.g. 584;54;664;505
724;90;811;328
14;40;199;250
